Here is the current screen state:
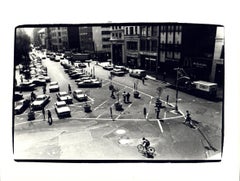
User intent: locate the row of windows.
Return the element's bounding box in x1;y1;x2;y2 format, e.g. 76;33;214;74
140;39;158;52
160;25;182;32
112;32;122;39
112;26;122;30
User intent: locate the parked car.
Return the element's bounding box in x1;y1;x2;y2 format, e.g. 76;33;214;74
49;82;60;92
14;92;23;101
77;79;102;88
16;81;36;91
78;63;87;68
54;56;61;62
75;76;91;83
31;78;47;86
14;99;30;115
56;91;73;104
38;75;51;82
31;94;50;110
110;68;125;76
55;101;71;118
129;69;147;79
114;65;128;73
103;65;114;71
73;89;88;101
70;72;86;79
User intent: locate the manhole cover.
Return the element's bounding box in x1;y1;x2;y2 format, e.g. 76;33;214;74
116;129;126;134
118;138;132;145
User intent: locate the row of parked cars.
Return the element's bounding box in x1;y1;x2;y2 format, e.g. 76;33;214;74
102;64;147;79
61;61;102;88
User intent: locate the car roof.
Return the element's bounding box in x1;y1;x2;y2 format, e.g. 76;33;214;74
56;101;67;106
58;91;68;95
50;81;58;85
36;94;46;98
74;89;83;93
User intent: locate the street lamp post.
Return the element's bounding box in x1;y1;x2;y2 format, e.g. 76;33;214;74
175;68;179;112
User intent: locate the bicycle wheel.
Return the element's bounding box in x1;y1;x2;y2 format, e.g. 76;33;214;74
147;147;155;154
137;144;144;153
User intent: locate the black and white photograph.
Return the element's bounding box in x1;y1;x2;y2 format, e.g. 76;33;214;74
13;23;224;161
1;0;240;180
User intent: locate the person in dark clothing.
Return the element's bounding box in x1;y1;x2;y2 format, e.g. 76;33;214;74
126;92;130;103
47;110;53;125
122;91;126;103
42;107;45;120
31;91;36;102
142;77;145;85
68;84;72;94
43;85;46;94
185;110;191;124
143;107;147;119
155;107;160;119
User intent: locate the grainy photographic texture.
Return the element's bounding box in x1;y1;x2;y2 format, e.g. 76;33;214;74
13;23;224;162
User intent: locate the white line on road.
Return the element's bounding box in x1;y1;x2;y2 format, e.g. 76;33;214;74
157;119;163;133
93;100;108;111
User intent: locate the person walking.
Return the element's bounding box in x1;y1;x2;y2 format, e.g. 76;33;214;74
43;85;46;94
68;84;72;94
42;107;45;121
47;110;53;125
185;110;191;124
166;95;169;105
122;91;126;103
143;107;147;119
110;106;113;120
155;107;160;119
126;92;130;103
31;91;36;102
142;77;145;85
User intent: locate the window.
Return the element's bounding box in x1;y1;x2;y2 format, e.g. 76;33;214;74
152;26;158;36
59;38;62;43
58;32;61;36
140;39;146;51
127;42;138;50
135;26;138;34
102;37;110;42
101;31;110;35
119;33;122;39
141;26;147;36
126;27;128;35
147;26;151;36
130;27;134;35
103;45;110;48
151;40;157;52
146;40;150;51
112;33;115;38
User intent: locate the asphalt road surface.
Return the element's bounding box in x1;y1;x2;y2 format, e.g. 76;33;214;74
14;51;223;161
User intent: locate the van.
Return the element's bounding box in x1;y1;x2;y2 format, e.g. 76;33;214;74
192;80;217;98
129;69;147;79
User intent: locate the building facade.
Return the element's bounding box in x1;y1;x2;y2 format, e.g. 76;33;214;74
110;25;125;65
92;26;111;61
49;27;69;52
79;27;94;53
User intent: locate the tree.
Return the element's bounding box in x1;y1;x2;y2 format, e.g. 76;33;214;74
14;28;31;66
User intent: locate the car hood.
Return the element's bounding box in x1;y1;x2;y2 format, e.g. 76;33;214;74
56;106;70;113
60;95;72;100
32;100;44;106
50;85;59;89
15;105;23;110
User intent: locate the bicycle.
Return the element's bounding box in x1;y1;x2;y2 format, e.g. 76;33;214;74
137;144;155;156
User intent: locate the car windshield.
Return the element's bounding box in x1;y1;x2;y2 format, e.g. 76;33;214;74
36;96;45;101
50;82;58;86
57;102;66;108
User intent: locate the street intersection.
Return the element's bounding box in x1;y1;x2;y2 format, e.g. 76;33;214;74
14;51;223;160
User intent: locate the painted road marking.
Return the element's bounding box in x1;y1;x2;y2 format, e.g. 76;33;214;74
157;119;163;133
15;114;185;126
93;100;108;111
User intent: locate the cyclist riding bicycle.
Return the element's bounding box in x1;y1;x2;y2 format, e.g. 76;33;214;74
142;137;150;151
